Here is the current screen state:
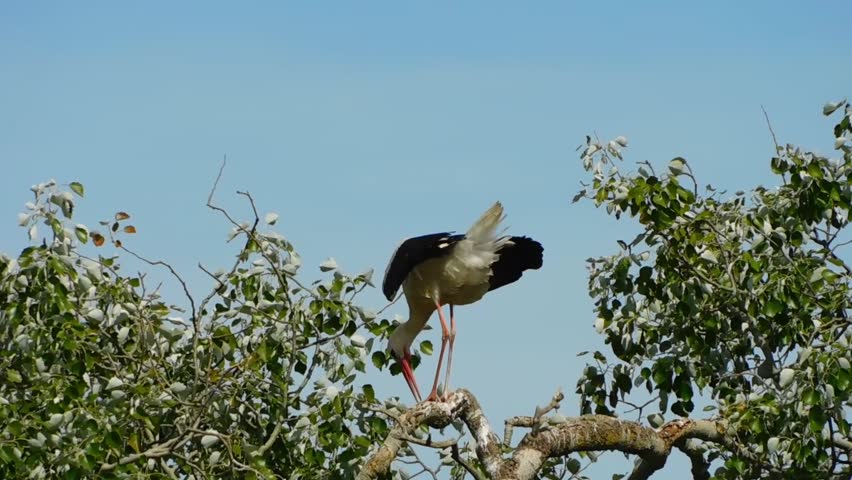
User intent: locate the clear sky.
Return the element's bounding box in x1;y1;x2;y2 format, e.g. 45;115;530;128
2;2;850;477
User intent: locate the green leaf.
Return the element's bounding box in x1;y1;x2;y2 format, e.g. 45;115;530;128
362;384;376;403
50;217;63;235
750;415;763;434
809;267;827;284
726;456;746;474
833;369;851;393
0;447;15;463
763;299;784;317
371;351;386;370
128;433;140;453
419;340;433;356
69;182;85;197
256;340;270;362
668;157;686;175
807;162;824;179
823;100;846;116
6;370;22;383
566;457;581;474
105;431;122;450
809;407;827;434
699;250;718;263
75;225;89;244
803;388;820;406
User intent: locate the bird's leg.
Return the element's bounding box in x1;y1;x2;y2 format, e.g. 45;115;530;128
426;302;450;402
401;349;422;403
442;304;457;400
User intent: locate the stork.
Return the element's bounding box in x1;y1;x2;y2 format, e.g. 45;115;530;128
382;202;543;402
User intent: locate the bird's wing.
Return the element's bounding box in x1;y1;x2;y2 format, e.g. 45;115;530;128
488;236;543;291
382;232;465;301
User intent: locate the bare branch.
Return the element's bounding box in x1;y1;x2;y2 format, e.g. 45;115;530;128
118;246;196;328
392;432;457;449
504;388;565;447
208;157;227;205
761;105;781;155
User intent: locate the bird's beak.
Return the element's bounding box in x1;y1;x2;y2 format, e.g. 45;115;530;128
401;351;422;403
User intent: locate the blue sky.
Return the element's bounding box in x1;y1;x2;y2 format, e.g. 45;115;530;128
2;2;850;477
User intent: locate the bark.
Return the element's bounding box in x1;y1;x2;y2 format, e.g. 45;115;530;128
358;389;733;480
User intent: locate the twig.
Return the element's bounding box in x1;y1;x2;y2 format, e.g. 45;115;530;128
761;105;781;155
253;421;284;457
452;443;487;480
504;388;564;447
159;459;180;479
117;247;196;326
392;432;457;449
377;291;403;316
360;403;402;422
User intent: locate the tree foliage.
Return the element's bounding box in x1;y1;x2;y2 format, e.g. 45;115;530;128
575;99;852;478
0;177;435;478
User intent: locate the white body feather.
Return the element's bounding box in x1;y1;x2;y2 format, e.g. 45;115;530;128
389;202;512;355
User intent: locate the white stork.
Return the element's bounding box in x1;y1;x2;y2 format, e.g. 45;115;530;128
382;201;543;402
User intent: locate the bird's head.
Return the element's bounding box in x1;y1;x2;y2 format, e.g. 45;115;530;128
386;325;409;360
387;321;422;402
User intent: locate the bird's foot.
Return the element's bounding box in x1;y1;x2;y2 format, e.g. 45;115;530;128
424;387;454;403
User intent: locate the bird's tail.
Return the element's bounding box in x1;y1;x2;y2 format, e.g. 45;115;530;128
466;201;506;243
458;201;514;270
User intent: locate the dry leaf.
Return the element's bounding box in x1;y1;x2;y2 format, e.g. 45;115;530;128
115;212;130;221
91;233;105;247
123;225;137;234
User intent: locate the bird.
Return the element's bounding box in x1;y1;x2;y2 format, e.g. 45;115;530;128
382;201;543;402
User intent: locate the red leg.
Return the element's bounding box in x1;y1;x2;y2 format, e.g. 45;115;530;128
401;350;422;403
442;304;457;399
426;301;450;402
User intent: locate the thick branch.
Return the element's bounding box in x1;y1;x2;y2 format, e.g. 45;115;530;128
357;390;500;480
503;416;717;479
359;389;733;480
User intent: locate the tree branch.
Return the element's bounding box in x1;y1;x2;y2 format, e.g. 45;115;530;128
453;442;487;480
357;390;499;480
504;388;564;447
359;389;734;480
675;439;711;480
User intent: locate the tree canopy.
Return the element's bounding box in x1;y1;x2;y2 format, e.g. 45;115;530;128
0;99;850;479
574;99;852;478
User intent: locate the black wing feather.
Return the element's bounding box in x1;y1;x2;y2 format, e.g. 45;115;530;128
488;236;543;291
382;232;465;301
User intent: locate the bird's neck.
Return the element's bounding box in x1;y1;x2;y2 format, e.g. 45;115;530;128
407;302;434;335
392;303;435;352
